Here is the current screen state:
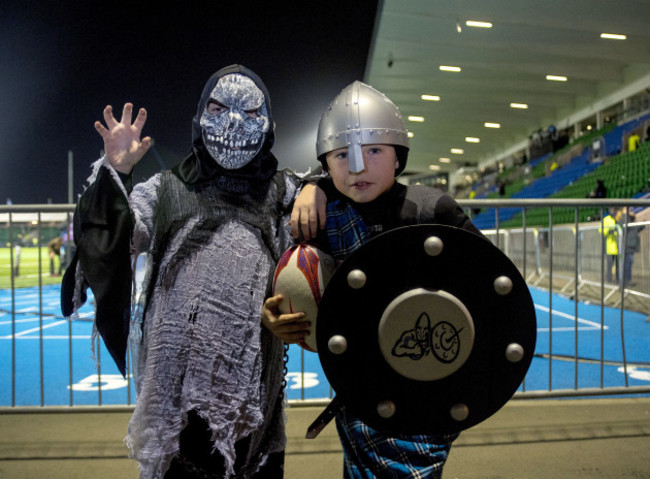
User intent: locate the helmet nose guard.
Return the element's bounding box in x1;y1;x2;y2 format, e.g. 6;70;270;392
316;81;410;175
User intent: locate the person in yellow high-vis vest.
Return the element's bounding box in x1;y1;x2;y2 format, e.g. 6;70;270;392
601;208;620;284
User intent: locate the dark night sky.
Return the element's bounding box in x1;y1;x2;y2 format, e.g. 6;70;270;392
1;2;378;204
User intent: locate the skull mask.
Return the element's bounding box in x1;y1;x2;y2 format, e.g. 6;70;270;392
200;73;270;169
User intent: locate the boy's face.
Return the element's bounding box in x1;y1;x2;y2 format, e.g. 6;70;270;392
325;144;398;203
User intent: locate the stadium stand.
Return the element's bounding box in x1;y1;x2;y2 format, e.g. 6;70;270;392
469;113;650;230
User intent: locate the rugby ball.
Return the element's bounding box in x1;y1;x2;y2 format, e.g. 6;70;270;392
272;243;335;351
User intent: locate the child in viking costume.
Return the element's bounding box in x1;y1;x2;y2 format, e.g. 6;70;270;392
264;81;483;478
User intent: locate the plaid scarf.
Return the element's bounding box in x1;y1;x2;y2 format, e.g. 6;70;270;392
325;199;371;261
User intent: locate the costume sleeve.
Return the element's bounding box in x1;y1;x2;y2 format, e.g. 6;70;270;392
279;168;303;211
60;157;144;376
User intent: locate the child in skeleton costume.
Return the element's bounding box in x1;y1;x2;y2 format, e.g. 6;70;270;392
62;65;321;478
312;82;482;478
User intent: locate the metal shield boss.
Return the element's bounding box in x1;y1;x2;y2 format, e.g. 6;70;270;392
316;224;537;434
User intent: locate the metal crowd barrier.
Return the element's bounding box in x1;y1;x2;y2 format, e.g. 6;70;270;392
1;199;650;411
459;198;650;399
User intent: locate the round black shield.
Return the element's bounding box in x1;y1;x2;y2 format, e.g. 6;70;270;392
316;224;536;435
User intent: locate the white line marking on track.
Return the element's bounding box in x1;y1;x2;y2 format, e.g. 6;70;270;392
534;304;607;331
4;320;68;338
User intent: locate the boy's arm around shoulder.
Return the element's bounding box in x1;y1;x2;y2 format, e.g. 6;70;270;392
281;166;329;241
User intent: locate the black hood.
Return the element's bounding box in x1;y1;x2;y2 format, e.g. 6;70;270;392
172;64;278;184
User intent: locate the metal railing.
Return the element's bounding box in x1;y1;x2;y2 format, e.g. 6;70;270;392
1;199;650;411
459;198;650;399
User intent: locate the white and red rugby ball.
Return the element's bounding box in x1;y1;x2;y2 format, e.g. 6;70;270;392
272;243;335;352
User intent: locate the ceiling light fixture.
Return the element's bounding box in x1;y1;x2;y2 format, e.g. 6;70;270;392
421;94;440;101
466;20;492;28
510;102;528;109
439;157;451;163
408;115;425;122
546;74;568;82
407;132;414;138
600;33;626;40
429;164;441;171
439;65;461;72
484;122;501;128
451;148;464;154
465;137;480;143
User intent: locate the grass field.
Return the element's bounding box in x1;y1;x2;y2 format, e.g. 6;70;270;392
0;247;66;289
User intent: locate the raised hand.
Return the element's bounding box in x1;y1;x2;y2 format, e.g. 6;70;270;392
95;103;152;174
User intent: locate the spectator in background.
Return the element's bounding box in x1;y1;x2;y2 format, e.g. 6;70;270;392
618;210;644;287
591;138;602;160
589;179;607;199
13;238;22;277
47;236;63;276
628;132;640;152
468;190;481;215
601;207;619;284
62;222;76;270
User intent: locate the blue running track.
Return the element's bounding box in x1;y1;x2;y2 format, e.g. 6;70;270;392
1;285;649;406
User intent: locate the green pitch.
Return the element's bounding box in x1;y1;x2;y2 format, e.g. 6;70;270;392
0;247;66;289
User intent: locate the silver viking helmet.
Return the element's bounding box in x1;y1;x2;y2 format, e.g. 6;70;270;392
316;81;410;175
